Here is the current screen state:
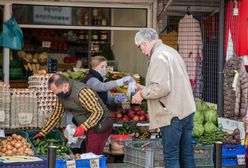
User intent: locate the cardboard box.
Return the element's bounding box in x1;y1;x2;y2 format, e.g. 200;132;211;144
218;117;245;144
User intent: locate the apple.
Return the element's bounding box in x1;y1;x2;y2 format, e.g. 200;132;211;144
122;116;129;122
140;110;146;115
139;115;146;121
145;114;149;121
132;115;140;122
111;113;117;118
128;110;135;118
121;109;128;115
133;106;142;112
116;113;123;119
136;111;141;115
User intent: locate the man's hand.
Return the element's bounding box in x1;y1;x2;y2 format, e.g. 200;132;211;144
32;133;44;139
131;90;144;104
74;125;86;137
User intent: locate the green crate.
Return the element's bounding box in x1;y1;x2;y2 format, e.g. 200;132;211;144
194;145;214;167
27;129;72;157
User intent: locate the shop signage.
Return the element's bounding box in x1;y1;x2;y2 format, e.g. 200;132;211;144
33;6;72;25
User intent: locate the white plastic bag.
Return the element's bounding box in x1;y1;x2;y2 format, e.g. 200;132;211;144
126;80;137;101
64;124;85;148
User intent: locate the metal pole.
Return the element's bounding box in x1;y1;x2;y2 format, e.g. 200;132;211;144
3;3;11;84
217;0;225;116
48;146;57;168
214;141;223;168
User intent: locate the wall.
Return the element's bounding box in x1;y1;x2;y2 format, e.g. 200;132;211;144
112;9;148;77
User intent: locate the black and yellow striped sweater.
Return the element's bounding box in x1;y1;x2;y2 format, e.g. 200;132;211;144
40;80;109;136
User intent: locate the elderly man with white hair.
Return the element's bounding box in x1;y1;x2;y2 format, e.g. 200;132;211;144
132;28;196;168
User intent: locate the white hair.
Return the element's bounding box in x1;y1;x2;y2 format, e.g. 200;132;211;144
134;28;158;46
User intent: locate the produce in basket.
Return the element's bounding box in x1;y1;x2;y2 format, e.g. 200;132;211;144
0;134;35;156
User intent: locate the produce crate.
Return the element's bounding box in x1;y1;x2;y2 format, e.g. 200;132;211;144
27;129;73;156
56;156;107;168
222;145;246;167
124;140;164;168
194;145;214;167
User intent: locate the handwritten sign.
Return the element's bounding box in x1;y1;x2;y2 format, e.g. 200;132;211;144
33;6;72;25
66;160;76;168
0;111;5;122
18;113;33;125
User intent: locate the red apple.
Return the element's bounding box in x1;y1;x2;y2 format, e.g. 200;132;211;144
122;116;129;122
140;110;146;115
132;115;140;122
139;115;146;121
145;114;149;121
128;110;135;118
121;109;128;115
133;106;142;112
111;113;117;118
116;113;123;119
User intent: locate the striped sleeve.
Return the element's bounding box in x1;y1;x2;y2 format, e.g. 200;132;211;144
78;88;104;130
41;98;64;136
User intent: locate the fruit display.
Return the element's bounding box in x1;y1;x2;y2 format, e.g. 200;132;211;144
113;122;150;139
111;106;149;122
17;51;48;74
0;133;35;157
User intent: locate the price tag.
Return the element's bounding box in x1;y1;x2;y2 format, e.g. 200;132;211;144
113;123;123;127
90;158;100;168
42;41;51;48
137;122;149;127
0;111;5;122
237;155;246;165
0;130;5;138
18;113;33;125
66;160;76;168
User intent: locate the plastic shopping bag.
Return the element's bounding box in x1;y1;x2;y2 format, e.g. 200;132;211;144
0;17;24;50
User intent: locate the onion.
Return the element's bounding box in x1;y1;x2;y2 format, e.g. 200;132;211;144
7;136;12;141
12;134;17;139
6;144;13;150
2;147;7;152
16;135;22;141
14;142;22;149
5;150;13;156
10;140;17;146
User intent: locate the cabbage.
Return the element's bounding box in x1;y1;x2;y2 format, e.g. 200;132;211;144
204;109;218;124
192;123;204;137
196;100;209;111
204;121;218;134
194;110;204;124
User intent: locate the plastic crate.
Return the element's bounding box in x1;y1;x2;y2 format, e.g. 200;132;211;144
27;129;73;156
124;140;164;168
56;156;107;168
222;145;246;167
194;145;214;167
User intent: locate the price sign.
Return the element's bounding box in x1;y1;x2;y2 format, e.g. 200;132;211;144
0;130;5;138
0;111;5;122
42;41;51;48
113;123;123;127
90;159;99;168
66;160;76;168
237;155;246;165
18;113;33;125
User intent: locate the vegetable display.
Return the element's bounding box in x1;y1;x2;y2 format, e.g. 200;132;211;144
32;138;70;156
193;100;219;138
0;134;35;157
